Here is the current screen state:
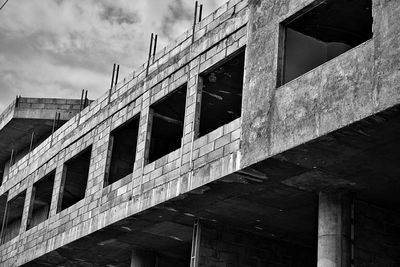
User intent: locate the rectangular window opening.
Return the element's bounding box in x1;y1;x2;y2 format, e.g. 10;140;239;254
147;84;187;163
58;147;92;212
27;171;55;230
278;0;373;86
198;49;245;137
2;190;25;244
0;192;8;242
105;116;140;187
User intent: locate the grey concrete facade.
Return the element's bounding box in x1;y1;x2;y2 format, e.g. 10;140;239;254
0;0;399;266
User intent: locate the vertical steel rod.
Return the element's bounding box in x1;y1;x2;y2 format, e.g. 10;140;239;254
10;149;14;166
79;89;84;111
199;4;203;22
114;65;120;87
110;63;116;89
84;90;88;108
51;112;57;136
29;131;35;152
146;33;154;76
152;35;158;62
192;1;198;42
57;112;61;128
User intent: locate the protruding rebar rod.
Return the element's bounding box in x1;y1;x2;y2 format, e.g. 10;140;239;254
152;34;158;63
51;112;58;136
84;90;88;108
10;149;14;166
110;63;116;89
56;112;61;128
192;1;198;42
29;131;35;152
114;65;120;87
79;89;84;111
146;33;154;76
199;4;203;22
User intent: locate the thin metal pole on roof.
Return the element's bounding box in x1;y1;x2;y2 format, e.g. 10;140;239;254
152;35;158;63
9;149;14;166
192;1;198;43
114;65;120;87
198;4;203;22
51;112;58;135
56;112;61;128
79;89;84;111
108;64;116;104
29;131;35;152
146;33;154;76
110;63;116;89
192;2;203;42
83;90;88;108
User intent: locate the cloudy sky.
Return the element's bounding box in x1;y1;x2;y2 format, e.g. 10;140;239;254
0;0;226;111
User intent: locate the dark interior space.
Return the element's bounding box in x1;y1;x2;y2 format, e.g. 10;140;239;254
0;166;4;186
2;190;26;244
0;192;8;240
27;171;55;230
106;116;140;186
148;84;187;163
279;0;373;85
59;147;92;212
198;49;245;137
0;118;68;185
24;207;194;267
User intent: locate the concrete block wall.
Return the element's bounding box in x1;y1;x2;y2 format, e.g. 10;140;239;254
0;99;17;130
0;97;84;183
0;0;249;265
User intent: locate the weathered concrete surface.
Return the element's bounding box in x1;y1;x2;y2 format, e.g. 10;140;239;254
318;191;352;267
241;0;400;168
0;0;399;266
0;98;85;181
0;1;248;265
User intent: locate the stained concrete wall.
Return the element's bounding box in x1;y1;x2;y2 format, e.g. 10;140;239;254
241;0;400;168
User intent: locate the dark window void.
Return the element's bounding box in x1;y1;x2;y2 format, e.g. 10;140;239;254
27;171;55;230
278;0;372;86
198;49;245;137
59;147;91;212
148;84;187;163
0;193;8;241
2;191;25;243
105;116;140;186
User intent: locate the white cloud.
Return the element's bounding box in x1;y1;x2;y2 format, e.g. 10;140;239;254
0;0;228;112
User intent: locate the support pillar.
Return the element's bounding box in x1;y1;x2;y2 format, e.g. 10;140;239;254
317;190;352;267
190;219;202;267
130;249;155;267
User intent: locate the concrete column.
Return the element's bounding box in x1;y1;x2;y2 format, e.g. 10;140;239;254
318;190;352;267
130;249;155;267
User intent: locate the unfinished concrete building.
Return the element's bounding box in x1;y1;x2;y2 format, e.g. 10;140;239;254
0;0;399;266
